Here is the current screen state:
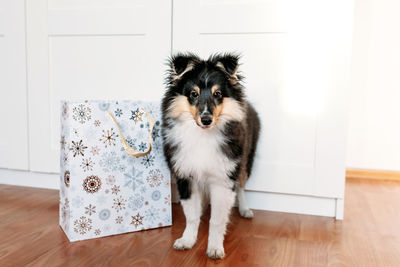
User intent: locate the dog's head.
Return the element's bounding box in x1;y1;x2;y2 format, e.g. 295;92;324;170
165;53;245;129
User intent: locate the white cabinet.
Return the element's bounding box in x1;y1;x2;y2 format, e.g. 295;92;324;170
26;0;171;172
174;0;352;216
0;0;29;170
1;0;353;218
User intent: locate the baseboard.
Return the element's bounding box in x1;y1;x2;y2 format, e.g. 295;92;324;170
245;190;343;219
346;168;400;181
0;168;343;219
0;168;59;189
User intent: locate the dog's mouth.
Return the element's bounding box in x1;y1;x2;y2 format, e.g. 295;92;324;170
195;121;214;129
199;124;213;129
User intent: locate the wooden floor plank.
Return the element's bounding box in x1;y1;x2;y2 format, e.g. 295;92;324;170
1;179;400;266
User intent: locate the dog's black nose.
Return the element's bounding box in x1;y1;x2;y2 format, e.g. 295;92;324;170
201;116;213;126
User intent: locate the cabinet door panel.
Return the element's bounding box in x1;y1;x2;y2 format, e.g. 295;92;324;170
0;0;28;170
27;0;171;172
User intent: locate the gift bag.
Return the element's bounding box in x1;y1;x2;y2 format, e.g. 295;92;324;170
59;100;172;242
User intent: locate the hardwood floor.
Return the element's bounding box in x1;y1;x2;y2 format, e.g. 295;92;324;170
1;179;400;266
346;168;400;181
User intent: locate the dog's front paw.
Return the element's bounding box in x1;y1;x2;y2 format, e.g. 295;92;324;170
239;208;254;218
207;246;225;259
173;237;196;250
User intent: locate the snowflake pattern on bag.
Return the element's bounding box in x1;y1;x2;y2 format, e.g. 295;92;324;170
85;204;96;216
60;100;172;242
70;140;88;157
124;166;144;191
74;216;92;235
99;128;118;148
72;104;92;124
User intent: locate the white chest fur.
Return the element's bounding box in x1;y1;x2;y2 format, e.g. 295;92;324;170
165;117;237;185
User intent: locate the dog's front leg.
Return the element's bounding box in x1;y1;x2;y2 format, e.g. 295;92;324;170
207;183;236;259
174;179;203;250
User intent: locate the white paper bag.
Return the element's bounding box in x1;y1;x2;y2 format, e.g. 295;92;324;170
59;100;172;242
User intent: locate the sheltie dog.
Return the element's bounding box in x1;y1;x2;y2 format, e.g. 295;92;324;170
161;53;260;259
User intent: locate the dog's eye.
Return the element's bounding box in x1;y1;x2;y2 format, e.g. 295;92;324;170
213;90;222;98
190;90;199;98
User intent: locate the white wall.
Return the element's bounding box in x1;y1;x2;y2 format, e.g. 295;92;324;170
347;0;400;171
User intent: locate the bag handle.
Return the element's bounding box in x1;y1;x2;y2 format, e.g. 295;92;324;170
106;109;155;158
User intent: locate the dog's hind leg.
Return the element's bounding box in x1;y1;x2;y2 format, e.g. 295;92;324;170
237;185;254;218
174;179;203;250
207;183;236;259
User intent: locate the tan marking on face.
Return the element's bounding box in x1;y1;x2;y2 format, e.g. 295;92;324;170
193;85;200;94
189;104;200;126
220;98;245;121
211;100;224;127
166;95;190;118
211;85;220;94
167;95;203;126
167;95;244;128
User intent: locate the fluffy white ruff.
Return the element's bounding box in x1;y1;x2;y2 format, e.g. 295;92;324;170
165;119;236;187
164;96;244;186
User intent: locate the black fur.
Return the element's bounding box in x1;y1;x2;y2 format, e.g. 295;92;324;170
221;121;243;161
176;178;191;200
245;104;260;176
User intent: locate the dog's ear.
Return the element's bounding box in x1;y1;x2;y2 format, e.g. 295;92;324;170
211;53;241;83
168;53;199;82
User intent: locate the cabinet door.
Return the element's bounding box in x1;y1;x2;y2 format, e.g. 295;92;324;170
26;0;171;173
0;0;29;170
173;0;352;198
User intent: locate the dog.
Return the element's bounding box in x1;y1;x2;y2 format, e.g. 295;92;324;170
161;53;260;259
